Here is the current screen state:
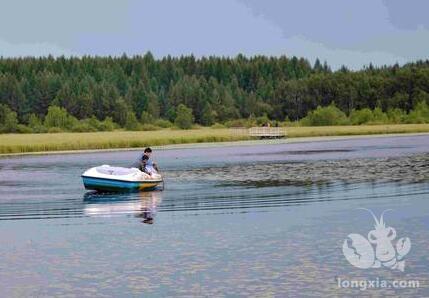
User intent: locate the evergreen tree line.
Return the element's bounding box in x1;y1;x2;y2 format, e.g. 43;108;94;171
0;53;428;133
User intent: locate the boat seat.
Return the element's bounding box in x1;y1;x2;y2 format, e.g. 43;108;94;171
95;165;140;176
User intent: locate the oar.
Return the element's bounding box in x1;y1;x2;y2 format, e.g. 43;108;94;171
155;165;165;191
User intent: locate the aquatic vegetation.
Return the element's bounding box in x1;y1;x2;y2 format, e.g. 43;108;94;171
0;128;250;154
169;153;429;186
0;125;428;155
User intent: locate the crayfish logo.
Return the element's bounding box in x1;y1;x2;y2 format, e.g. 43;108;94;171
342;209;411;271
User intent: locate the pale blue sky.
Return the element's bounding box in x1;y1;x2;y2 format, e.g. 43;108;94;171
0;0;428;69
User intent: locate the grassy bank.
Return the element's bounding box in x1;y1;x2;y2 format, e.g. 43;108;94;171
0;124;428;155
0;128;251;154
285;124;429;138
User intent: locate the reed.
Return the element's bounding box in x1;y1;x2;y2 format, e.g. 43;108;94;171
0;128;250;154
0;124;428;155
285;124;429;138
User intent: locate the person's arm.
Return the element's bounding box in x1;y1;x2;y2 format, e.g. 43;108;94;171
139;159;148;173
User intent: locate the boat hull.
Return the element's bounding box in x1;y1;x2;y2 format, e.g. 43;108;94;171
82;176;161;192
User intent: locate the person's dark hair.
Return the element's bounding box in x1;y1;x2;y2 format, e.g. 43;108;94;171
144;147;152;153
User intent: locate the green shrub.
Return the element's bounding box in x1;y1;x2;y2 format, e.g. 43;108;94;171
95;117;115;131
387;108;406;124
407;113;426;124
174;104;194;129
224;118;254;128
350;108;373;125
32;125;48;133
28;113;42;128
201;103;216;126
44;106;76;130
85;116;102;130
300;103;348;126
256;114;271;126
154;118;173;128
71;122;97;132
280;117;298;127
284;121;300;127
368;107;388;124
16;124;32;133
0;104;19;133
3;111;19;132
76;116;115;132
125;112;140;130
211;123;226;129
48;127;64;133
349;107;391;125
140;111;154;125
140;124;161;131
407;101;429;123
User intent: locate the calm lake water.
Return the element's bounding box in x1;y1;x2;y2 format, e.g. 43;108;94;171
0;135;428;297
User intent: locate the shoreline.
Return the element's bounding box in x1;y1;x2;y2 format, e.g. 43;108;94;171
1;132;428;158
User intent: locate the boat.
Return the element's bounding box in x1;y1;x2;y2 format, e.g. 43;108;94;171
81;165;163;192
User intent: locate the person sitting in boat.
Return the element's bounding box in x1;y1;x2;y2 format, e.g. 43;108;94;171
139;147;159;175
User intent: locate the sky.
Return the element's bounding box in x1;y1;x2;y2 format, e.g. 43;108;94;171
0;0;428;70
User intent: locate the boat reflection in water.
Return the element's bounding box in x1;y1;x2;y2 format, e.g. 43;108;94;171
134;191;162;224
83;191;163;224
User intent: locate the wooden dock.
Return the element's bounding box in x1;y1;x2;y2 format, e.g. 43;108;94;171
248;127;287;139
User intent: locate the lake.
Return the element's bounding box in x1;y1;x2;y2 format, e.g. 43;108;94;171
0;135;428;296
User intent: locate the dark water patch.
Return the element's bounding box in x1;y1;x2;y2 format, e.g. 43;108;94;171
241;148;355;156
169;153;429;187
0;181;30;187
219;179;327;188
281;149;353;155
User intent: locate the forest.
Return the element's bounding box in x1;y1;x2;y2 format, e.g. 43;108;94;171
0;53;429;133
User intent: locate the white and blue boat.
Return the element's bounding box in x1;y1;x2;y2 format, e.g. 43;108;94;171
82;165;163;192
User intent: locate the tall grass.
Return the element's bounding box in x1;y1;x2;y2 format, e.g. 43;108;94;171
0;128;250;154
0;125;428;155
285;124;429;138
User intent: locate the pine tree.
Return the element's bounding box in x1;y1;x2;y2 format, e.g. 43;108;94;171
146;91;160;119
